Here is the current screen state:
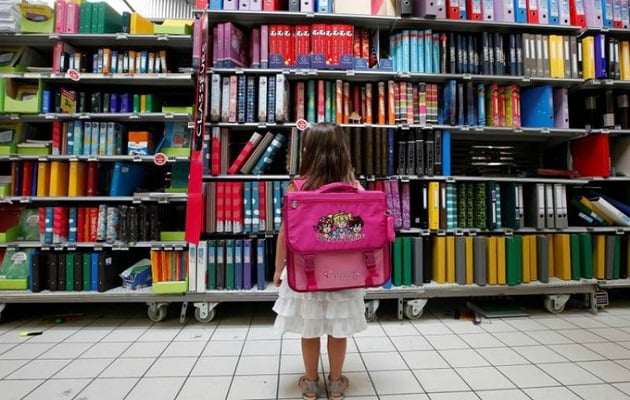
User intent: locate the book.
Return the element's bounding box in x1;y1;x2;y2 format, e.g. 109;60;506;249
227;131;263;174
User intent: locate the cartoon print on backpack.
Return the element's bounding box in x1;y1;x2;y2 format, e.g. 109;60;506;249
313;211;364;242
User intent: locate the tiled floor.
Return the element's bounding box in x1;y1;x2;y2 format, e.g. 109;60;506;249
2;296;630;400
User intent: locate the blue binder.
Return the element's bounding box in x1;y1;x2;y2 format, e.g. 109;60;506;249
520;85;555;128
514;0;528;22
109;162;145;196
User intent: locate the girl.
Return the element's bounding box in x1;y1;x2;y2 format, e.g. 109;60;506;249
273;123;367;400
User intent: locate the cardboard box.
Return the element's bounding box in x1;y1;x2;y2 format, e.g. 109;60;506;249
3;79;43;114
153;19;193;35
0;123;23;155
334;0;398;16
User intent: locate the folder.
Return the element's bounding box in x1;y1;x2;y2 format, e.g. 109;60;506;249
67;161;86;197
570;0;586;26
455;236;466;284
49;161;69;197
506;236;523;286
465;236;474;284
487;236;498;285
544;183;555;229
559;0;571;24
393;237;403;286
570;234;582;280
583;0;603;27
446;236;456;283
482;0;494;19
497;236;507;285
515;0;528;21
594;33;608;79
537;235;550;283
521;85;554;128
581;36;596;80
412;237;424;286
474;236;488;285
522;235;532;282
428;181;440;230
432;236;447;283
447;0;461;18
602;0;614;26
527;0;540;23
553;233;571;280
570;133;610;178
580;232;593;278
549;35;565;78
524;183;545;229
539;0;550;23
402;236;413;285
553;87;569;129
549;0;561;23
529;234;538;281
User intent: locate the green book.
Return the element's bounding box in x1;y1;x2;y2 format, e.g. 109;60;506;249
65;253;74;291
225;239;235;290
505;236;522;286
569;234;581;280
401;236;412;286
207;240;216;290
121;11;131;34
82;253;91;291
393;237;402;286
580;233;593;279
79;2;93;33
306;80;316;123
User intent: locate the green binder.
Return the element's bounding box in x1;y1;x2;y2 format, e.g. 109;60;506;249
580;233;593;279
65;253;74;291
225;239;235;290
79;2;93;33
393;237;402;287
569;234;581;280
82;253;91;291
206;240;216;290
506;236;522;286
402;236;412;286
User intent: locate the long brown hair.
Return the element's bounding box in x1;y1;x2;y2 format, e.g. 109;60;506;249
299;123;354;190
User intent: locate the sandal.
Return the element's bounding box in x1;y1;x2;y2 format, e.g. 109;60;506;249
327;375;349;400
299;375;319;400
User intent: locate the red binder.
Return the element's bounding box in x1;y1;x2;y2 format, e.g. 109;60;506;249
263;0;285;10
447;0;461;19
467;0;482;20
570;134;611;178
527;0;539;23
569;0;586;27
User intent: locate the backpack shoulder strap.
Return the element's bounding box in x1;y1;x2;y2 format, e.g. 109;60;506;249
291;178;307;191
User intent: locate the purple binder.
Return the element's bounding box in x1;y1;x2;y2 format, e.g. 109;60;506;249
495;0;516;21
223;0;238;9
583;0;603;27
553;88;569;128
243;239;253;289
300;0;314;12
413;0;447;18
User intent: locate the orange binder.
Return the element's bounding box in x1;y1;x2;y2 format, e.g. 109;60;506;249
465;235;474;284
36;161;50;196
49;161;69;197
522;235;532;283
68;161;86;197
497;236;506;285
593;234;606;279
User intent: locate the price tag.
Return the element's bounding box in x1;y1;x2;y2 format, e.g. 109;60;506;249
295;119;310;131
153;152;168;166
67;69;80;81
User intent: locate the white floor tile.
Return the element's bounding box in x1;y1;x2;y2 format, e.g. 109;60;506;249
0;343;55;360
524;330;575;345
512;345;568;363
53;357;112;378
475;347;529;366
492;331;539;347
202;339;244;356
547;343;607;362
74;377;138;400
535;317;579;330
428;392;480;400
125;377;185;400
438;349;490;368
391;335;433;351
325;351;364;372
241;339;281;356
79;342;131;359
411;321;453;336
176;376;231;400
101;328;147;342
400;350;449;369
211;327;249;341
352;323;386;337
523;386;581;400
227;374;278;399
425;334;470;350
537;362;603;385
589;327;630;342
380;394;429;400
458;333;505;348
587;342;630;359
145;356;197;377
280;354;305;374
38;342;92;359
21;378;90;400
246;326;278;340
123;341;169;357
441;321;485;335
382;321;424;336
235;355;280;375
136;327;181;342
495;364;560;388
591;315;630;328
614;382;630;396
99;357;155;378
413;368;469;392
370;370;423;395
281;338;302;355
479;320;518;333
65;328;113;343
7;359;70;379
0;379;43;400
560;316;607;329
476;389;530;400
161;341;206;357
504;318;548;332
577;360;630;383
455;367;516;391
567;383;630;400
555;328;609;343
354;336;397;353
25;328;76;343
361;351;407;371
173;325;216;342
190;356;238;376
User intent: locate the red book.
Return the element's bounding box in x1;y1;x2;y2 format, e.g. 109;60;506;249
211;127;221;176
216;182;226;232
53;206;68;243
77;207;85;242
231;182;244;233
38;207;46;239
51;121;62;155
295;81;305;120
88;207;98;242
498;85;506;127
311;24;327;57
86;162;98;196
224;182;233;232
258;181;267;232
295;25;310;62
228;132;263;175
21;161;34;196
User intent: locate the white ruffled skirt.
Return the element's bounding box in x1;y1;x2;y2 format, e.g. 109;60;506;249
273;270;368;338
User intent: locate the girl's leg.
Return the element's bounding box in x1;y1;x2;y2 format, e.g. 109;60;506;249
302;337;321;380
326;335;347;380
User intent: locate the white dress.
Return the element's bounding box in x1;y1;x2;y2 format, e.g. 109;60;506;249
273;269;368;339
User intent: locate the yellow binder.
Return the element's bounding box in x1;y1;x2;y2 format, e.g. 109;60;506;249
553;233;571;280
68;161;86;197
581;36;595;80
620;40;630;81
446;235;455;283
432;236;446;283
549;35;565;78
465;236;473;284
428;181;440;230
529;234;538;281
593;234;606;279
487;236;497;285
497;236;506;285
49;161;69;197
36;161;50;196
522;235;531;283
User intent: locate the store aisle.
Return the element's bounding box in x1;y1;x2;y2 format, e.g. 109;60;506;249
1;297;630;400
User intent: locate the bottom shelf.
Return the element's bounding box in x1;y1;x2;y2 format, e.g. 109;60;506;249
0;277;610;303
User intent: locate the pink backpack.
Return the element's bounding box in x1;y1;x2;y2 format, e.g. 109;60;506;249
283;179;395;292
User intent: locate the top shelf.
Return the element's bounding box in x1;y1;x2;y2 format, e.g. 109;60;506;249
199;9;586;34
0;33;193;50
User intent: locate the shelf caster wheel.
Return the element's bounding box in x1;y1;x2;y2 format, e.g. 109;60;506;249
544;294;570;314
147;303;168;322
403;299;427;320
365;300;380;322
193;302;218;323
